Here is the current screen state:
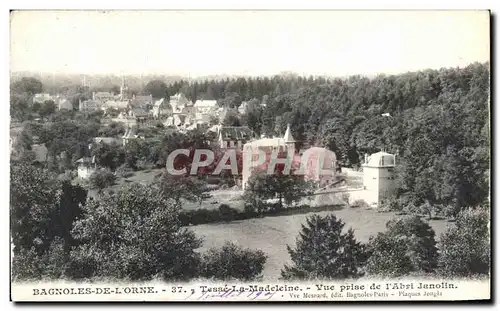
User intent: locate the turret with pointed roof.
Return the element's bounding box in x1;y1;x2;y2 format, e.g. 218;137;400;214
283;123;295;143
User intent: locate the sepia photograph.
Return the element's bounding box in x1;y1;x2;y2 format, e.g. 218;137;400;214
9;9;491;302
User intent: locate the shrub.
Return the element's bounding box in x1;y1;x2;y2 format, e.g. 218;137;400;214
281;214;368;280
437;206;490;277
218;204;238;222
365;216;438;277
179;209;221;226
89;168;116;190
243;203;259;218
12;238;68;280
115;165;134;178
352;199;369;208
200;242;267;281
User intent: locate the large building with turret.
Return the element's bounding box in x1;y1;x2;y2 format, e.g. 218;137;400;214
241;124;338;190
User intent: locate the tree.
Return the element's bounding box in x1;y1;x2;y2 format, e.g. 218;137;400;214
40;120;100;171
98;122;125;137
159;173;211;208
218;92;242;108
438;206;490;277
90;142;125;171
10;94;31;121
222;110;241;126
110;85;121;95
38;100;56;119
70;184;202;280
365;216;438;277
281;214;367;280
11;77;43;96
88;168;116;191
10;164;87;280
142;80;168;98
200;242;267;281
10;163;62;253
244;168;314;211
243;98;263;135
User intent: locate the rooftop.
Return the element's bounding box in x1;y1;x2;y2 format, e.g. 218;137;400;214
219;126;254;141
363;151;396;167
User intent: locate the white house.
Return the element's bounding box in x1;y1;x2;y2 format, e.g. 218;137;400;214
218;126;255;150
33;93;52;104
104;100;129;110
31;143;48;163
238;101;248;115
194;100;218;115
93;92;114;102
152;98;171;119
57;98;73;111
169;93;191;114
76;157;97;180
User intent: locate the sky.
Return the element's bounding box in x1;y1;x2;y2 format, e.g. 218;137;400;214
9;10;490;77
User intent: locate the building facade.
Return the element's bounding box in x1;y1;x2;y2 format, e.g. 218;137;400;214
218;126;255;150
360;151;396;207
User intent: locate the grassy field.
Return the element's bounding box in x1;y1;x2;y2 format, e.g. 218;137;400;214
191;207;452;281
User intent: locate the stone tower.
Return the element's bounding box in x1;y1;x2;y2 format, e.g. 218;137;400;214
362;151;396;207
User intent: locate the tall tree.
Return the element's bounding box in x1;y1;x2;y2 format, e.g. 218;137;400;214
70;184;202;280
11;77;43;96
281;214;367;280
142;80;168;98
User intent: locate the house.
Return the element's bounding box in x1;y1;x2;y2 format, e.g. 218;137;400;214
94;137;122;145
152;98;171;119
129;107;150;121
112;112;137;127
182;103;195;116
218;126;255;150
130;95;153;109
164;114;187;128
194;99;218;115
92;92;114;102
31;143;48;163
122;126;140;146
169;93;191;114
32;93;52;104
79;99;103;112
56;98;73;111
76;157;97;180
238;101;248;115
241;124;338;189
195;113;212;124
104;100;129;110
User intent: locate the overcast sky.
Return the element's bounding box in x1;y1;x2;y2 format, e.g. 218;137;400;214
10;10;490;77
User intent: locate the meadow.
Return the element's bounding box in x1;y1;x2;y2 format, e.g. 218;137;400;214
191;208;451;280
